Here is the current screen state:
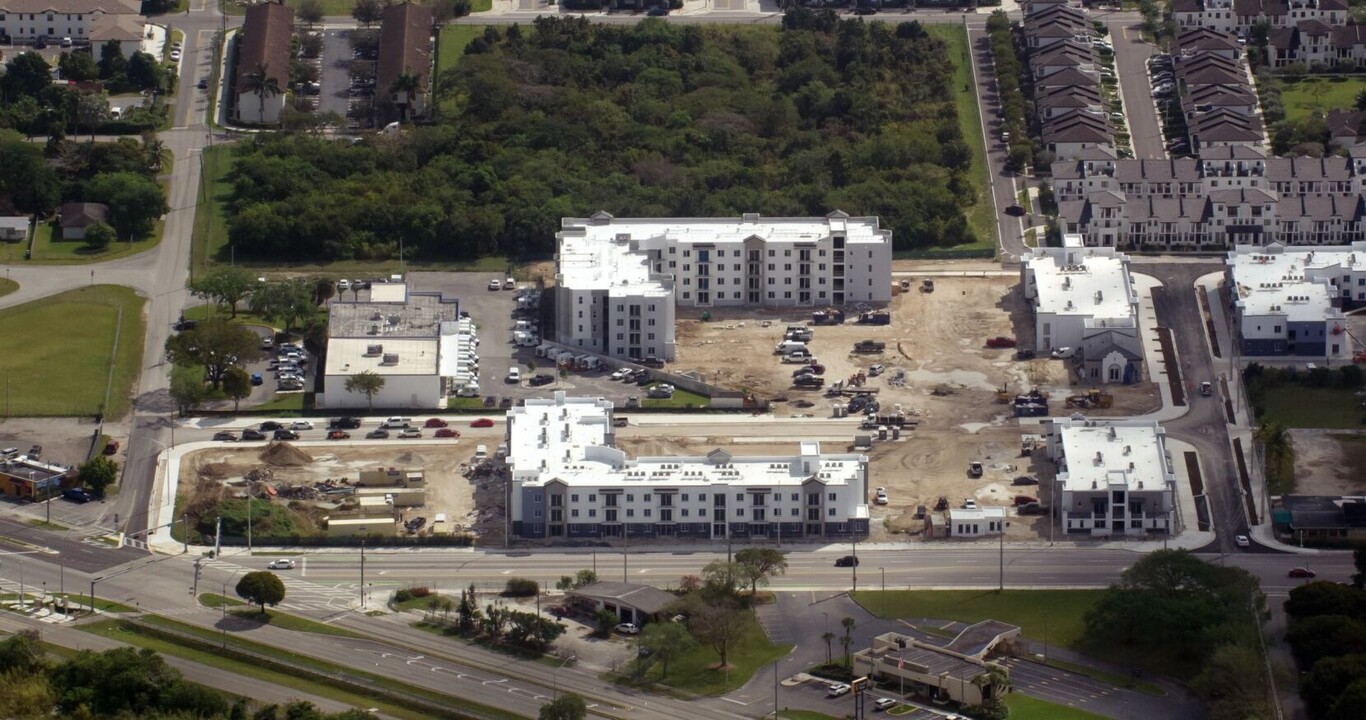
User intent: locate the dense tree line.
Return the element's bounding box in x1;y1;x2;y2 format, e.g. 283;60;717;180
0;43;167;139
1082;550;1270;720
1285;549;1366;720
223;12;979;262
986;11;1032;173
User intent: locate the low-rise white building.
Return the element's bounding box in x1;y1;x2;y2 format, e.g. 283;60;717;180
947;507;1008;538
1021;238;1143;384
553;210;892;363
507;392;870;541
1044;415;1177;537
0;0;140;46
1226;242;1357;357
319;283;461;409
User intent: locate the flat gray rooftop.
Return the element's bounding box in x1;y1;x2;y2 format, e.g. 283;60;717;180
327;292;459;339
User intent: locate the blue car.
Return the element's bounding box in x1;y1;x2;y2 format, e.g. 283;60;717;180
251;373;263;386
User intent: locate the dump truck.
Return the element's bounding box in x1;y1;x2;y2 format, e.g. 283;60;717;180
857;310;891;325
853;340;887;354
812;309;845;325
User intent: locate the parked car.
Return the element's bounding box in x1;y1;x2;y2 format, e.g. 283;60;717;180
273;429;299;440
290;421;314;430
251;373;263;386
610;369;631;381
213;431;239;442
241;429;267;441
874;487;888;505
103;440;120;455
471;418;495;428
963;498;978;510
647;5;669;14
1288;567;1316;578
968;461;984;478
530;374;555;387
868;364;885;376
366;429;390;439
435;428;460;438
828;683;852;697
1012;475;1040;486
267;559;296;570
326;430;351;440
424;418;449;428
875;698;897;711
62;488;94;503
259;421;283;431
834;555;860;567
505;368;521;384
1050;346;1076;359
646;383;675;399
615;622;641;635
398;428;422;439
487;278;501;291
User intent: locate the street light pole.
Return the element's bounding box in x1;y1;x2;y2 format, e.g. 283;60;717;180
879;567;886;616
359;539;366;608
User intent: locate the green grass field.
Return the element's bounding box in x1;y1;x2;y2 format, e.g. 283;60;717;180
651;613;791;696
926;24;996;256
26;218;162;264
641;386;709;409
437;25;485;74
1257;384;1366;429
0;286;146;417
198;593;246;609
1279;77;1366;122
852;589;1105;650
1004;693;1110;720
228;607;367;638
0;277;17;297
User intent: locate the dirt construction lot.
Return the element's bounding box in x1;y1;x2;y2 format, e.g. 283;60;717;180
1290;429;1366;496
668;276;1162;541
178;442;496;540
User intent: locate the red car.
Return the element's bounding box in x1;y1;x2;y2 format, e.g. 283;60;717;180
470;418;495;428
326;430;351;440
985;336;1017;348
424;418;449;428
435;428;460;438
1288;567;1316;579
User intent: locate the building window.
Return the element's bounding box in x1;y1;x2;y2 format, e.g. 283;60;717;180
736;508;744;517
682;493;689;501
683;250;691;257
829;493;837;501
792;508;799;517
588;509;596;517
699;493;707;501
571;509;579;517
644;509;652;517
534;509;543;518
588;494;596;502
533;493;543;503
626;509;634;517
736;493;744;500
791;493;799;501
644;494;652;502
626;494;634;502
682;509;689;517
571;494;579;502
828;508;836;516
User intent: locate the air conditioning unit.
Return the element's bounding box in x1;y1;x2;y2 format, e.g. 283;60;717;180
381;353;399;365
364;344;383;356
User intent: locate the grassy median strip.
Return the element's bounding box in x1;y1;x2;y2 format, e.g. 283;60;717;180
80;619;427;719
853;589;1103;650
227;607;367;639
132;615;523;720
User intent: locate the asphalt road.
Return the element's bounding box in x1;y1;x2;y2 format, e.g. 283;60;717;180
1108;19;1165;159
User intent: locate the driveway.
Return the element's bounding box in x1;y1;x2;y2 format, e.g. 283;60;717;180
319;29;354;121
1109;20;1164;160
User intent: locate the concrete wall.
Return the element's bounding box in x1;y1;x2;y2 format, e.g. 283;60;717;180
322;374;442;409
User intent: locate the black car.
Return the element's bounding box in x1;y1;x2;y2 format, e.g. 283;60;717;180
62;488;93;503
1005;205;1027;217
853;6;877;14
635;372;655;386
640;356;665;368
835;555;860;567
259;421;283;431
273;429;299;440
241;429;267;441
1012;475;1040;486
329;416;362;429
529;374;555;387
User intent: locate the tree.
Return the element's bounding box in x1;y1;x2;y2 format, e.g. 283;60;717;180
1284;581;1366;620
127;52;165;91
821;631;835;664
689;601;748;669
1302;653;1366;718
82;220;116;250
223;367;253;411
241;62;282;123
539;693;587;720
0;133;62;214
141;132;169;174
76;93;109;140
77;456;119;497
353;0;384;28
164;317;263;389
390;68;423;121
841;616;856;668
556;569;598;591
0;630;47;675
1355;546;1366;589
168;364;208;416
735;548;788;597
591;608;618;637
345;371;386;410
1;52;53;99
236;571;287;613
58;51;100;82
190;266;258;319
637;622;696;679
312;277;336;306
84;171;168;241
701;559;740;600
297;0;324;28
249;279;316;333
97;40;128;83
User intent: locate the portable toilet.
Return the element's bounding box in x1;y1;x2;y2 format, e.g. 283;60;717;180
833;403;846;418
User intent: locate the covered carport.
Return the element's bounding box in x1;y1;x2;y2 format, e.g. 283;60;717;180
566;581;677;625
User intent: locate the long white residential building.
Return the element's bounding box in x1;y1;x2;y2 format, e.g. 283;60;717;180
1226;241;1358;357
1043;415;1177;538
1021;238;1143;384
506;392;870;541
553;210;893;362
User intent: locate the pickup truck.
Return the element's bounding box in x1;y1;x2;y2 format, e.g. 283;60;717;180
853;340;886;353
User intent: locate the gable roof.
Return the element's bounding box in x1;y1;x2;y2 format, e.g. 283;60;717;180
567;582;678;616
377;2;433;96
59;202;108;228
0;0;137;13
235;2;293;98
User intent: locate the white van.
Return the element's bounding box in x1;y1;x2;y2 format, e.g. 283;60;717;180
456;384;480;398
474;444;488;459
775;340;807;355
381;417;412;428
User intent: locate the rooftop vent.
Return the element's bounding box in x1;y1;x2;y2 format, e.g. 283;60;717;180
364;344;383;357
1095;450;1104;464
381;353;399;365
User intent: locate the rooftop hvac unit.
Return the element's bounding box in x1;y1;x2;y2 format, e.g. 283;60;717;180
381;353;399;365
388;315;401;325
1095;451;1104;464
371;313;383;321
369;325;380;335
364;344;383;356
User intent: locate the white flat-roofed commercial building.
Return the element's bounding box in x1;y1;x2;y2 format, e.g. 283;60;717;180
320;283;461;409
554;210;892;363
1021;240;1143;384
507;392;870;541
1226;242;1357;357
1043;415;1176;537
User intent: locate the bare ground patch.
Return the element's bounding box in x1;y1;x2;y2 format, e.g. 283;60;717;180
1290;429;1366;496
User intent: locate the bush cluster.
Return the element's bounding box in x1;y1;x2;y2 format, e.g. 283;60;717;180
502;578;539;597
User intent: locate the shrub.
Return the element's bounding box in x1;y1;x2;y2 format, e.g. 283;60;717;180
393;588;414;603
411;586;432;598
502;578;539;597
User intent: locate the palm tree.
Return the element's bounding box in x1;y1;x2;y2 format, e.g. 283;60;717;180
241;61;282;124
390;67;422;122
971;666;1010;703
141;132;168;174
821;631;835;665
344;370;386;410
841;616;856;668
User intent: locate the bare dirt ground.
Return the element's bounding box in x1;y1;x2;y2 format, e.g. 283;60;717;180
178;443;488;538
664;276;1158;542
1290;429;1366;496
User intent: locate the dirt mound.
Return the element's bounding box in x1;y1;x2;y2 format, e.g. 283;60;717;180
395;451;426;466
259;442;314;467
198;462;230;479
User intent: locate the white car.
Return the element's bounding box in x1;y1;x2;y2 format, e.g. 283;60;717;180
615;622;641;635
1234;534;1251;548
337;279;350;291
868;364;885;376
1050;346;1076;359
874;487;888;505
290;421;313;430
488;278;501;290
506;368;521;384
504;277;516;290
610;369;631;381
963;498;978;510
874;697;897;710
827;683;852;697
267;559;296;570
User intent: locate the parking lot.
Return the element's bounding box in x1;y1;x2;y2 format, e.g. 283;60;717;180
318;29;356;121
0;417;115;529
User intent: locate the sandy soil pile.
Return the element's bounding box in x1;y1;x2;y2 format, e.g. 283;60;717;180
259;442;314;467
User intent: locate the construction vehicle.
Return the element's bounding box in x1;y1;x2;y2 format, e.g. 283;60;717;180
1013;388;1050;417
812;309;845;325
854;340;886;354
1064;389;1113;409
857;310;891;325
995;383;1011;403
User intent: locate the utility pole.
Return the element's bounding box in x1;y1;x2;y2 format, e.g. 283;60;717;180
880;567;886;615
215;516;222;558
359;539;366;609
247;496;253;553
998;523;1005;592
851;538;858;593
182;513;188;554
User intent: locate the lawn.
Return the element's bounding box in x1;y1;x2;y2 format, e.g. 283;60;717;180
923;24;996;258
1278;77;1366;122
436;25;485;116
851;589;1105;650
228;607;366;638
1004;693;1109;720
392;591;448;612
197;592;246;609
649;612;791;696
641;387;710;409
27;218;162;264
0;285;146;417
1256;384;1366;429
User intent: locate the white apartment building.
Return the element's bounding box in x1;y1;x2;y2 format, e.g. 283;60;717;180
1021;239;1143;384
0;0;139;44
320;283;464;409
1044;416;1177;537
507;392;870;541
554;211;892;363
1226;242;1357;357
